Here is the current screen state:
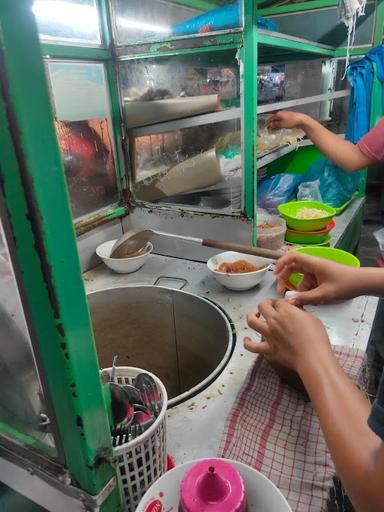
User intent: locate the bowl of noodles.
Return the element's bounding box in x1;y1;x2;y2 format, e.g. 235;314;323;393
207;251;272;291
278;201;336;232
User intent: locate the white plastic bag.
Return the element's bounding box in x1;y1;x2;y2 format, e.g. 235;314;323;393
297;180;323;202
374;227;384;258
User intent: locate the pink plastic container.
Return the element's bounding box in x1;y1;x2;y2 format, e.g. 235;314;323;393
179;458;247;512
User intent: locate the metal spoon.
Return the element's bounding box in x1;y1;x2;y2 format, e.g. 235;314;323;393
123;384;144;406
134;373;161;416
110;228;283;260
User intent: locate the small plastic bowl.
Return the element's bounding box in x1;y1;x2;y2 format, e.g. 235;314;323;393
96;240;153;274
278;201;336;232
285;233;332;248
257;213;286;250
207;251;272;291
288;246;360;289
285;220;335;244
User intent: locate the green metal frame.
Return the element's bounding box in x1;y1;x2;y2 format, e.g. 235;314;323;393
40;43;111;60
0;1;121;509
38;0;382;233
100;0;129;197
242;0;258;227
115;32;243;58
373;0;384;46
0;0;382;507
39;0;128;236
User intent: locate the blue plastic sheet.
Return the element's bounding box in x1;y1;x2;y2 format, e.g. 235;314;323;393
171;2;277;36
257;173;303;213
366;45;384;114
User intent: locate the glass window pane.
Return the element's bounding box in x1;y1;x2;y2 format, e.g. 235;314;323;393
47;62;119;219
0;211;56;453
112;0;242;45
32;0;101;44
120;51;240;128
268;4;375;47
132;119;242;211
258;59;347;106
120;50;241;211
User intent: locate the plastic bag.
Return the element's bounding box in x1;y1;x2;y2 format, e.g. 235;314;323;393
302;157;362;208
257;124;305;154
374;227;384;259
297;180;323;202
257;173;303;213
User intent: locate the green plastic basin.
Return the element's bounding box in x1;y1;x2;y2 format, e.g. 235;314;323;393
278;201;336;232
288;246;360;289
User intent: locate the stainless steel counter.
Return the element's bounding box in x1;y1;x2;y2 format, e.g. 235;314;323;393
84;249;377;464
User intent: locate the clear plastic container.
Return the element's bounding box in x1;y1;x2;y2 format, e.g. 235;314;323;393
256;209;286;250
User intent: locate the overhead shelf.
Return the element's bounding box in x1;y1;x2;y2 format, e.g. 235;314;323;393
257;29;337;61
127;107;241;137
257;89;350;114
257;138;314;168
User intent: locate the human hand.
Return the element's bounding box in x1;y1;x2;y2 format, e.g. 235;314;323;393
275;252;360;306
244;299;332;373
266;111;309;131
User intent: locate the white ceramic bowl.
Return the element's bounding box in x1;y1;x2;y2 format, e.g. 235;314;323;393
207;251;272;291
96;239;153;274
137;458;292;512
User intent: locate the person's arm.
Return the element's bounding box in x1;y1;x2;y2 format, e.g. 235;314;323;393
274;252;384;305
299;350;384;512
267;111;374;172
245;300;384;512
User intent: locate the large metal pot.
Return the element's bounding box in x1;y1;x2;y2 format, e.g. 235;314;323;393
87;286;234;406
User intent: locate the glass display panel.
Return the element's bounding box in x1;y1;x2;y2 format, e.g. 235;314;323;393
46;61;119;219
111;0;242;45
131;118;241;211
120;51;239;128
0;209;56;452
268;3;375;47
120;50;241;211
258;59;347;106
32;0;101;44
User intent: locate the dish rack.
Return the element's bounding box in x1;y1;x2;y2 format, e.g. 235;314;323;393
104;366;168;512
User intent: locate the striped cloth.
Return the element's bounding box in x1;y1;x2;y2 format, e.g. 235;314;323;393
219;346;367;512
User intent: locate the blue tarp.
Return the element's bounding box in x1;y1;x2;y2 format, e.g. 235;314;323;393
171;2;277;36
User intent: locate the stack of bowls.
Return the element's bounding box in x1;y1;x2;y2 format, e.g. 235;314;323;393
278;201;336;247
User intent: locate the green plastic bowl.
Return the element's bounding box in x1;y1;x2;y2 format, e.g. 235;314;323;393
278;201;336;232
288;246;360;289
285;230;329;244
285;234;332;247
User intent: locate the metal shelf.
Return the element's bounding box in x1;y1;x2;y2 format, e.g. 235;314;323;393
257;138;314;168
257;29;337;60
127;107;241;136
257;89;350;114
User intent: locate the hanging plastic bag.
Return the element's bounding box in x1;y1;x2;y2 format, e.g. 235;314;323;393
303;157;362;208
297;180;323;202
374;227;384;259
257;123;305;154
257;173;303;213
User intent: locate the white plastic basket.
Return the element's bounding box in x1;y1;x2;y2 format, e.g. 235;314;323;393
104;366;168;512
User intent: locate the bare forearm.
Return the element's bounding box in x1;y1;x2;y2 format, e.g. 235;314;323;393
349;267;384;298
299;355;384;512
300;116;373;172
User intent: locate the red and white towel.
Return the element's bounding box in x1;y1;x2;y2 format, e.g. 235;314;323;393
219;346;367;512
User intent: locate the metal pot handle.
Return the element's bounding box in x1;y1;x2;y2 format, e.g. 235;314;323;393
153;276;188;290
